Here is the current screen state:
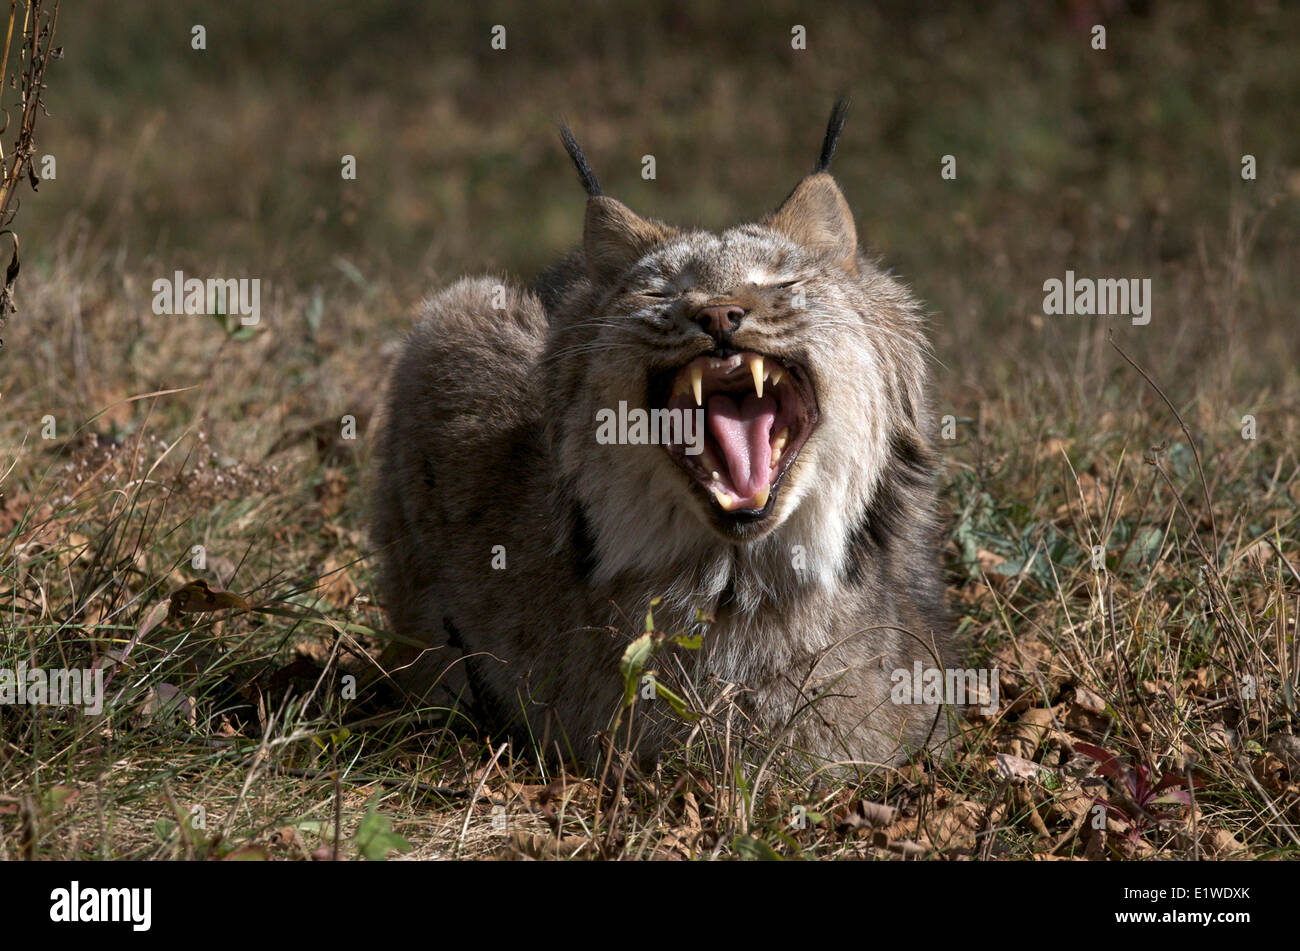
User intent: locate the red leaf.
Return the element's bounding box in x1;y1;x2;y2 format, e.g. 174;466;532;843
1073;743;1127;785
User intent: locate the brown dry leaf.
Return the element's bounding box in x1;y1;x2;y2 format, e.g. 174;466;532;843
316;466;349;517
138;684;197;727
0;489;31;536
169;579;250;615
1179;816;1253;859
924;796;993;854
863;788;988;857
1253;753;1288;794
658;791;706;859
1205;722;1236;752
136;599;172;643
1076;471;1105;510
507;832;593;859
678;790;702;833
1183;666;1213;695
1037;436;1074;461
1007;707;1056;759
994;752;1048;783
1240;537;1273;567
90;388;135;431
994;637;1071;693
1013;785;1052;840
271;826;304;855
1044;783;1094;827
1201;827;1252;859
1064;700;1111;735
504;779;598;810
319;554;358;610
996;671;1035;716
55;532;92;570
1113;834;1157;859
1072;686;1106;714
898;762;928;784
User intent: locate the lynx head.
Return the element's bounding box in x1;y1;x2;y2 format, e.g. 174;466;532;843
546;101;934;585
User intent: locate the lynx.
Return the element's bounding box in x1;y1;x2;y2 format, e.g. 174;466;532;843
370;102;955;768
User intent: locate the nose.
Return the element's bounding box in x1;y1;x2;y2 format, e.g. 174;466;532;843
692;304;746;339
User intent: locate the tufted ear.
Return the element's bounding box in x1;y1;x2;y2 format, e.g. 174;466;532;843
583;196;676;285
559;123;675;284
765;99;858;272
767;172;858;273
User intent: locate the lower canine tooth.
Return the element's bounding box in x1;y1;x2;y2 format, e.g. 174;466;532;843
690;365;703;406
713;488;736;511
753;486;770;508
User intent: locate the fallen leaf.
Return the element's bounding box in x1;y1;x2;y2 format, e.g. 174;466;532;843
994;752;1048;783
169;579;250;615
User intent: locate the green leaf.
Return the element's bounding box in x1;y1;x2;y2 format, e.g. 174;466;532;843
1121;526;1163;568
353;802;412;861
733;835;782;861
653;680;699;721
40;785;79;813
221;845;268;860
620;632;655;707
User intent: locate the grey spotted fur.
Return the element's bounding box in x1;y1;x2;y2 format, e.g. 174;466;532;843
370;105;955;768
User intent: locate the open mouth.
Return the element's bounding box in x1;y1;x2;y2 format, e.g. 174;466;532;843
654;351;819;520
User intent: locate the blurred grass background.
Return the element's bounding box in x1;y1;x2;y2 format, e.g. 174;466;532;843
26;0;1299;390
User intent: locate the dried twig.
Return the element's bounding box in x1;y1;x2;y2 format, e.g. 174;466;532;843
0;0;60;343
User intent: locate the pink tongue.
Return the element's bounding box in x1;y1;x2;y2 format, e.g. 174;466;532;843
707;393;776;500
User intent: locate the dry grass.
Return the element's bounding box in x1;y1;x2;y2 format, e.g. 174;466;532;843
1;1;1299;860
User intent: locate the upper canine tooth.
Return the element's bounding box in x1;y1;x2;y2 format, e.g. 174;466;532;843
748;355;765;398
769;367;784;387
690;364;703;406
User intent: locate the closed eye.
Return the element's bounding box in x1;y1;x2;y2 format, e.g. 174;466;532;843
776;278;807;290
639;289;673;299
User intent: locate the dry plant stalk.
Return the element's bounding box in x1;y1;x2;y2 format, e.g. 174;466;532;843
0;0;60;344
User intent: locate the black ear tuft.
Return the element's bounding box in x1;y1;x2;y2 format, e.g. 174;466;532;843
814;98;850;174
559;123;602;197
